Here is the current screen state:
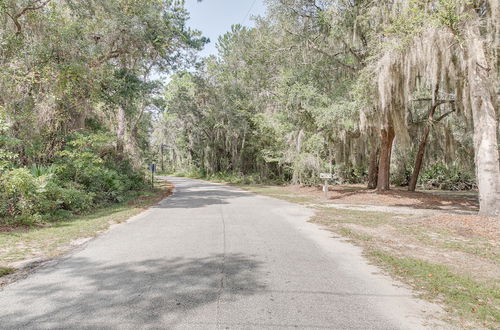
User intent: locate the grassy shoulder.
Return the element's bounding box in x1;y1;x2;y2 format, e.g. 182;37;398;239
0;179;172;279
223;182;499;329
370;251;499;328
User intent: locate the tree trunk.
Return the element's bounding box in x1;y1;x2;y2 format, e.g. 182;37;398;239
377;126;395;191
408;101;454;192
467;27;500;217
367;145;379;189
116;106;126;153
409;100;440;192
408;127;431;192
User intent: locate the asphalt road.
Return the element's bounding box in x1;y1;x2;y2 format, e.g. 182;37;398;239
0;177;445;329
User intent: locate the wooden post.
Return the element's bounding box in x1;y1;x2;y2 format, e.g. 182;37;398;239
320;173;332;200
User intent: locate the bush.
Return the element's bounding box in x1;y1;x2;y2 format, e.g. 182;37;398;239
391;167;412;187
333;164;367;184
39;180;94;215
418;164;476;190
0;168;94;224
55;133;145;203
206;172;261;185
0;132;146;225
0;168;41;223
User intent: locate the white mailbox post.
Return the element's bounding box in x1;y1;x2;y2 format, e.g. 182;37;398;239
320;173;332;199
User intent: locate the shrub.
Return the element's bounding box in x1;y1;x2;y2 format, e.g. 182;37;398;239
0;168;94;224
29;164;57;177
0;132;146;225
0;168;41;223
55;133;145;203
418;164;476;190
39;180;94;215
391;167;412;187
333;164;367;184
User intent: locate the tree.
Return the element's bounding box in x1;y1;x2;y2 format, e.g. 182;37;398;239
152;0;496;216
368;0;499;215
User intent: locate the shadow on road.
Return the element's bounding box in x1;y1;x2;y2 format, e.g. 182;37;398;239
154;180;252;209
1;254;265;328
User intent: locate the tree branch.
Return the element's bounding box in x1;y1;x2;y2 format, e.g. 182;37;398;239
306;40;358;71
15;0;52;19
6;0;52;35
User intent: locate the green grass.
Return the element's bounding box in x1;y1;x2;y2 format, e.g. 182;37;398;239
369;250;500;328
0;266;14;277
0;180;170;274
336;227;373;241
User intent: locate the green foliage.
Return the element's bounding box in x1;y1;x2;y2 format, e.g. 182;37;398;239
391;168;412;187
0;132;146;225
0;148;17;172
383;0;471;47
0;0;205;225
0;167;95;225
29;164;57;177
434;0;472;34
384;0;428;46
173;169;276;185
334;164;367;184
419;164;476;190
0;266;15;278
0;113;19;171
0;168;42;223
55;133;145;203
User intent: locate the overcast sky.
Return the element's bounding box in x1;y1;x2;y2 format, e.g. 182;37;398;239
184;0;267;57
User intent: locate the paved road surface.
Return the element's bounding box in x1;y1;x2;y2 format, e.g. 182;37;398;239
0;177;445;329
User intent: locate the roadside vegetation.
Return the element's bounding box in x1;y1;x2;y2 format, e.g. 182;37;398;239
1;133;147;226
0;179;171;284
0;1;205;227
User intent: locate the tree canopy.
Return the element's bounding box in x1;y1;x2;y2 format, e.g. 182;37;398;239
1;0;498;219
0;0;206;223
153;0;499;216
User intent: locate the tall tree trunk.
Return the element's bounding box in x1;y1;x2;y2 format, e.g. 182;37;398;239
116;106;126;153
367;145;379;189
467;26;500;217
367;128;379;189
408;101;454;192
408;127;431;192
377;126;395;191
409;100;439;192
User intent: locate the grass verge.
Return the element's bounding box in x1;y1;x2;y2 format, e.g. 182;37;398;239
0;179;172;279
314;208;500;329
370;250;499;329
